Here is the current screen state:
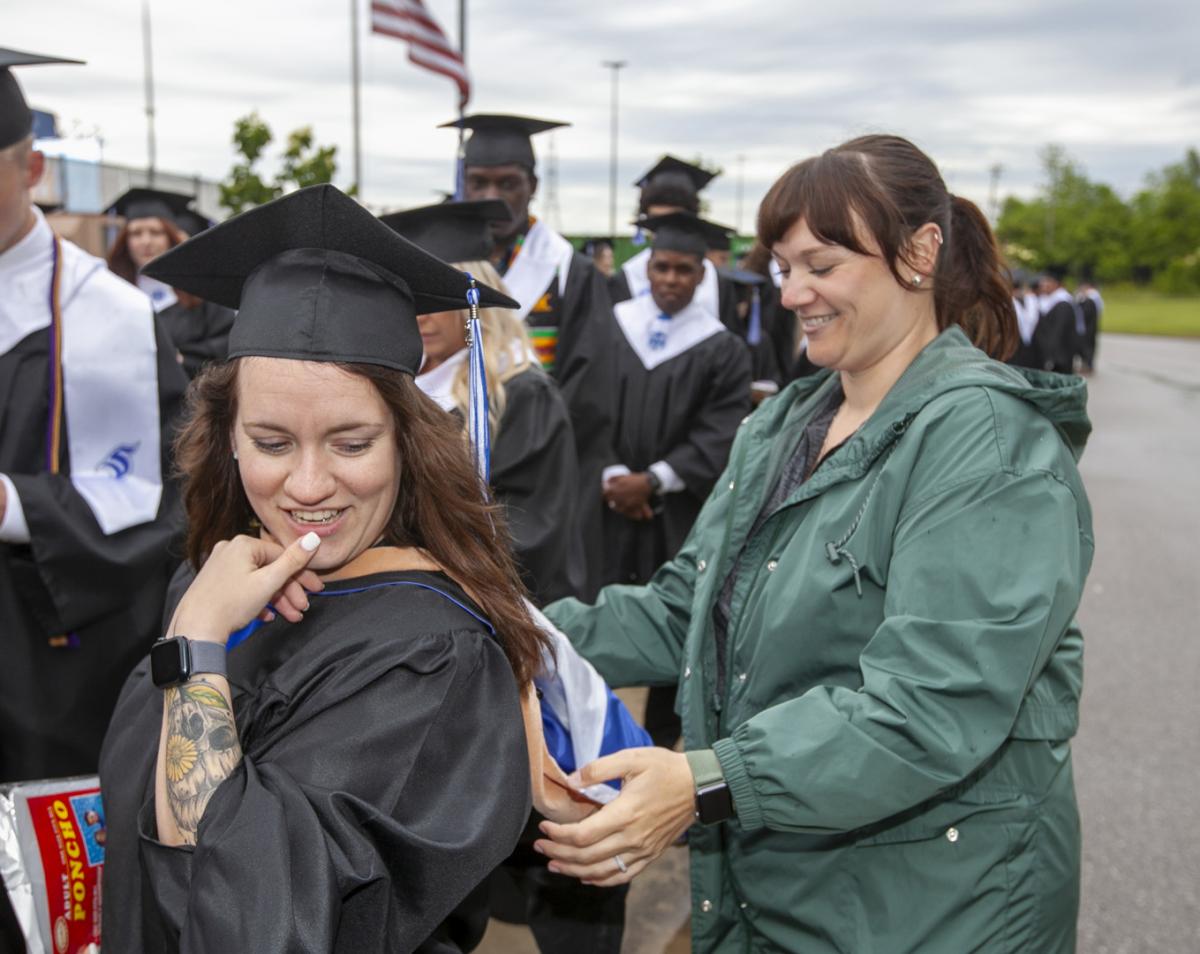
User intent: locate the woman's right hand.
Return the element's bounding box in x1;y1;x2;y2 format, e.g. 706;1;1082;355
170;532;325;645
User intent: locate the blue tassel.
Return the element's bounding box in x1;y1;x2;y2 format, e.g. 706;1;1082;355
747;287;763;346
632;225;646;247
464;275;491;484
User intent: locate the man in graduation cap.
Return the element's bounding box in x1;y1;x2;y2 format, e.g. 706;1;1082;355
105;187;234;379
611;155;741;337
0;48;188;789
445;113;617;599
604;211;751;747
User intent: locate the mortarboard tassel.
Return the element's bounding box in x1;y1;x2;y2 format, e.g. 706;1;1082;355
464;275;491;483
747;286;763;346
632;224;646;247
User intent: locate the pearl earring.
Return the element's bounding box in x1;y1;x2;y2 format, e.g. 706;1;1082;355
912;274;923;287
232;449;239;460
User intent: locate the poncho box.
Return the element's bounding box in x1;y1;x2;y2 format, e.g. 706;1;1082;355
0;776;103;954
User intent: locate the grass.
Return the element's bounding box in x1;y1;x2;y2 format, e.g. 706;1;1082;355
1101;290;1200;338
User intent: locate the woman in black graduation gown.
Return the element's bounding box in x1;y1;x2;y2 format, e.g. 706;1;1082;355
106;188;234;379
99;186;555;954
382;200;586;606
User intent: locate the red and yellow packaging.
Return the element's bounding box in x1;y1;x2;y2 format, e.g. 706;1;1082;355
0;776;103;954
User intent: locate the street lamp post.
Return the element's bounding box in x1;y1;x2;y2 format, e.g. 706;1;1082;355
601;60;627;243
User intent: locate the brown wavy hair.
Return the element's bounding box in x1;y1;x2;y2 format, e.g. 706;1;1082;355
757;134;1017;361
106;217;202;309
173;358;549;686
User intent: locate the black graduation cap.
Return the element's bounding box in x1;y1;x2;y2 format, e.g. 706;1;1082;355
639;211;734;258
379;199;510;264
719;266;766;288
634;155;718;193
106;187;195;225
440;113;568;171
142;184;518;375
176;208;216;237
0;48;84;150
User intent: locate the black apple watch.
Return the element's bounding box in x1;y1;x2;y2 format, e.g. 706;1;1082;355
150;636;227;688
695;780;736;826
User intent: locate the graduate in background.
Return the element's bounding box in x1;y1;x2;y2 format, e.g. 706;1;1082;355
1036;267;1082;373
445;113;616;600
611;155;739;334
1076;278;1103;373
0;48;186;790
106;187;234;380
381;199;586;604
604;212;751;747
1008;269;1044;369
735;240;816;386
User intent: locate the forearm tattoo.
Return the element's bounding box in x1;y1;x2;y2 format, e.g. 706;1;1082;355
162;678;243;844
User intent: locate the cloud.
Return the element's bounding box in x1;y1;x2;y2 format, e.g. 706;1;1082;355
11;0;1199;232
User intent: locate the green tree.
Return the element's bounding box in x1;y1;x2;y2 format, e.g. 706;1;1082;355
218;112;343;215
1128;148;1200;292
995;146;1133;282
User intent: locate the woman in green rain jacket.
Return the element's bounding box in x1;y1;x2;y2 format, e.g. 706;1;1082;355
534;135;1092;954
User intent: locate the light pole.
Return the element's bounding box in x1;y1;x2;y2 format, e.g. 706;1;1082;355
141;0;156;184
601;60;627;243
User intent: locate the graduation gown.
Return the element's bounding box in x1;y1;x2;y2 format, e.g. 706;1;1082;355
500;220;616;599
157;299;235;380
1035;289;1080;374
416;355;586;604
605;295;751;585
99;568;532;954
719;268;802;386
0;212;186;783
491;367;587;604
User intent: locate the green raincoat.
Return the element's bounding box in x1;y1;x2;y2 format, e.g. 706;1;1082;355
547;327;1093;953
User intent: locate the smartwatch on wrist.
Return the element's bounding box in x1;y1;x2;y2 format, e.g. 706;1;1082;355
150;636;226;688
688;750;736;825
695;780;735;825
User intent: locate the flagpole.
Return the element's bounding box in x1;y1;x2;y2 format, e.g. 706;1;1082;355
351;0;363;197
455;0;467;197
141;0;157;185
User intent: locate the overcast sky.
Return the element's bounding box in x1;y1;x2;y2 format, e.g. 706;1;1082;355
12;0;1200;233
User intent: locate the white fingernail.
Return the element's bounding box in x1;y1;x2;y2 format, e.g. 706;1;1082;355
300;531;321;552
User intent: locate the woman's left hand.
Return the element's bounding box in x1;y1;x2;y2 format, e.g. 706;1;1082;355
534;747;696;886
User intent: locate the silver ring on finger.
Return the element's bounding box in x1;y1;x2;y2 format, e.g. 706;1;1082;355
613;854;628;874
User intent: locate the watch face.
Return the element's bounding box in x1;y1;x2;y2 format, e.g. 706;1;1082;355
151;638;189;686
696;783;735;825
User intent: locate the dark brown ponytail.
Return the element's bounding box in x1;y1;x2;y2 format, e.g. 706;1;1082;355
757;134;1018;360
934;194;1018;361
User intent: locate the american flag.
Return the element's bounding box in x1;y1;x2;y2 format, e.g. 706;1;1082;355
371;0;470;108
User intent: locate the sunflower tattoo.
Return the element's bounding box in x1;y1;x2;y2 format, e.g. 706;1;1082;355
162;677;243;843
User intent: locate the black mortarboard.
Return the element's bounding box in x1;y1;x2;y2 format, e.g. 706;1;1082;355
440;113;568;171
635;155;718;193
379;199;510;263
719;267;766;288
176;208;216;237
106;187;195;225
0;48;83;150
640;211;733;259
142;185;517;375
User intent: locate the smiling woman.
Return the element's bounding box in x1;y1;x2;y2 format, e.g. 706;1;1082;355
539;135;1092;954
97;185;563;954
